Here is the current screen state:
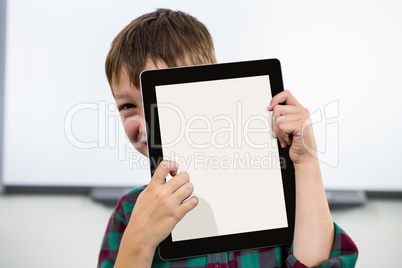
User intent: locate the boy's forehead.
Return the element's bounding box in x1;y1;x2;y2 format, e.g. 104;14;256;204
113;59;168;97
112;70;135;99
144;59;169;71
115;68;134;89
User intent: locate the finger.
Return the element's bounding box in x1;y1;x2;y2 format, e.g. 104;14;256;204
276;117;304;146
268;90;302;111
271;105;303;137
272;114;286;148
165;172;190;194
178;196;199;218
151;160;179;185
271;104;308;135
172;181;194;203
273;114;300;147
272;105;307;117
272;117;287;148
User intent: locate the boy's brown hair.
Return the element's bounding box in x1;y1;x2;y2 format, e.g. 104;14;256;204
105;8;217;96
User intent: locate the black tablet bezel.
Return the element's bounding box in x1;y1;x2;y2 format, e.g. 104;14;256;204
140;59;295;260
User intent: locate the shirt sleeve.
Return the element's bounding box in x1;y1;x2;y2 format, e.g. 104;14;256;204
97;195;129;268
97;186;146;268
285;222;358;268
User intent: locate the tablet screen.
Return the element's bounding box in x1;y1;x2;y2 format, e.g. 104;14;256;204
155;75;288;242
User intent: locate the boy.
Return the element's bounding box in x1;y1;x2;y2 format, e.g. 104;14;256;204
98;9;358;268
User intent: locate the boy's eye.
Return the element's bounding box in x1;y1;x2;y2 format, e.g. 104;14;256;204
119;103;136;111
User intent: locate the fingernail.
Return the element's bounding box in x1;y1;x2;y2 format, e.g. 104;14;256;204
272;131;276;138
267;104;272;110
281;142;285;148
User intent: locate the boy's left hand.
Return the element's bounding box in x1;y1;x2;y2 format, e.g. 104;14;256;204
268;90;317;166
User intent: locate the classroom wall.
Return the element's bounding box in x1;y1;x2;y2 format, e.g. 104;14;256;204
2;1;402;190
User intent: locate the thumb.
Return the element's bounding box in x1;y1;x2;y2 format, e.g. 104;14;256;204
151;160;179;185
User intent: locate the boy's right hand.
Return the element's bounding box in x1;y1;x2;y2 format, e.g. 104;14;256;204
125;160;198;250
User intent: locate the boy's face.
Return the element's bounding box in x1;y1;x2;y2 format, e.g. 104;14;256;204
112;59;168;157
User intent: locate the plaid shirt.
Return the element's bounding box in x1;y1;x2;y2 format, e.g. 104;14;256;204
98;186;358;268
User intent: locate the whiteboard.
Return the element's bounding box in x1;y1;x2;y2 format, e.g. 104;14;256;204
2;0;402;190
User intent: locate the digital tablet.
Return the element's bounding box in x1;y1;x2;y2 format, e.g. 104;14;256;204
140;59;295;260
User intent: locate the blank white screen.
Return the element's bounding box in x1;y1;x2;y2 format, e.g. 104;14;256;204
156;76;288;241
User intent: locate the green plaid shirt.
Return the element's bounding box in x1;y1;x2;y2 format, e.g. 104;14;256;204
98;186;358;267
